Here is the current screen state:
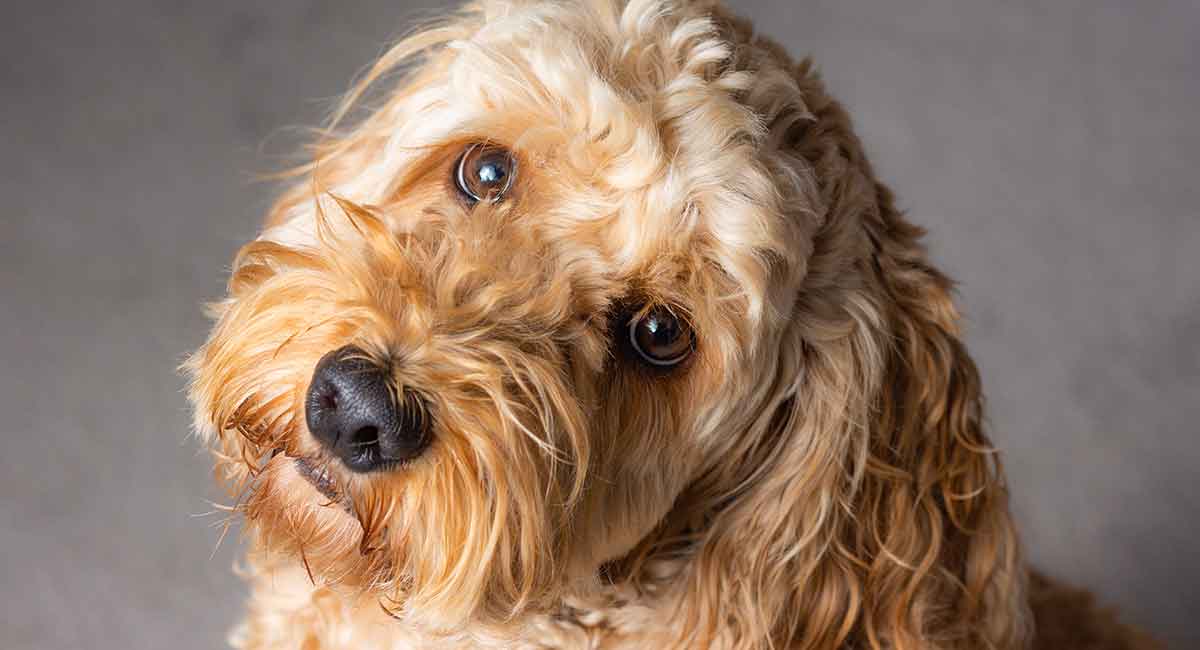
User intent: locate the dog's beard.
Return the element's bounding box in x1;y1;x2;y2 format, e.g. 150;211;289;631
218;362;588;630
190;216;599;630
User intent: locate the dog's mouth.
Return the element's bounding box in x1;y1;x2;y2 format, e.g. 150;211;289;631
272;448;345;505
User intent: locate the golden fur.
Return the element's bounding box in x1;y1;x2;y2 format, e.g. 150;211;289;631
186;1;1155;648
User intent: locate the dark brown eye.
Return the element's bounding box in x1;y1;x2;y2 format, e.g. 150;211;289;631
455;143;516;204
628;306;694;367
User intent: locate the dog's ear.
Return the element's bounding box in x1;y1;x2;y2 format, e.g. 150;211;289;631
670;56;1031;648
852;189;1033;649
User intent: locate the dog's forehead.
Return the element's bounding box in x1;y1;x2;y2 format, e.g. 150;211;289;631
443;1;768;202
264;0;814;326
426;1;804;307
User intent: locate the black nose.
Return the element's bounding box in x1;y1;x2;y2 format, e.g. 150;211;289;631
305;346;431;472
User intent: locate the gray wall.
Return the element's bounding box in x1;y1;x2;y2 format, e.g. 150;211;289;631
2;1;1196;648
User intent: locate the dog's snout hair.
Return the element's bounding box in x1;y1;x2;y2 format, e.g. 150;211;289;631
199;202;602;622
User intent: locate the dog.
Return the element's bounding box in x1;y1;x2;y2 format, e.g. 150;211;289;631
186;1;1157;647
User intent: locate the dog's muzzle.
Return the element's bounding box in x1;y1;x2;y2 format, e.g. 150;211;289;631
304;345;431;472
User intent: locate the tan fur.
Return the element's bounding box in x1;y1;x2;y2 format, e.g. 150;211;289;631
185;1;1154;648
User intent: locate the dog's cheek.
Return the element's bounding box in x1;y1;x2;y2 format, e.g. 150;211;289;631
352;409;568;625
558;366;704;566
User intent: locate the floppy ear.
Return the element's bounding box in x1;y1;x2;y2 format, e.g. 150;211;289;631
854;188;1032;650
681;196;1029;650
669;54;1031;649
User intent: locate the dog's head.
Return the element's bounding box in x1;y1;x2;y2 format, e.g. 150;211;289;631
187;0;1028;646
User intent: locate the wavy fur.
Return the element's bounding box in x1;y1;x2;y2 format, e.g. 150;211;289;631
185;1;1147;648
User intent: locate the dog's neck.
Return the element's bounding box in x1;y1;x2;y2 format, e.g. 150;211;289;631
240;549;710;649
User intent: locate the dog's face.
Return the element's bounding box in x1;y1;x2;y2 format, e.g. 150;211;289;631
191;0;809;626
189;0;1025;645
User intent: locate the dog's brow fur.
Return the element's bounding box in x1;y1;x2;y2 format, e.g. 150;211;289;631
184;1;1155;649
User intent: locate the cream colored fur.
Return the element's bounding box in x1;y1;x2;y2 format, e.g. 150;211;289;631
182;1;1112;648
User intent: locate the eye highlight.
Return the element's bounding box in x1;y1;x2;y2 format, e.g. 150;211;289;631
455;143;517;204
627;306;694;367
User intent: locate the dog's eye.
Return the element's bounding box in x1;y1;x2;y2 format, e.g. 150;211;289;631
455;143;516;204
628;307;694;367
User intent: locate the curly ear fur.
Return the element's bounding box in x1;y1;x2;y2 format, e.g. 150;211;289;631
647;28;1032;648
191;2;1044;646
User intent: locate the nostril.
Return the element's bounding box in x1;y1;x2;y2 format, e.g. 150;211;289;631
341;424;382;467
349;425;379;448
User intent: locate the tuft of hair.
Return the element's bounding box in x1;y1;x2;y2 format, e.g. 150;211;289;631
185;1;1040;648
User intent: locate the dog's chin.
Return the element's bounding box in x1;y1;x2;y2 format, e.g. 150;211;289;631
270;448;354;512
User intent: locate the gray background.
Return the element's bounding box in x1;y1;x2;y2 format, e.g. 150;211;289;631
2;1;1196;648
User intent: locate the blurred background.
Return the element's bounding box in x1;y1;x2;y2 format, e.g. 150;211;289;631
2;1;1196;648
